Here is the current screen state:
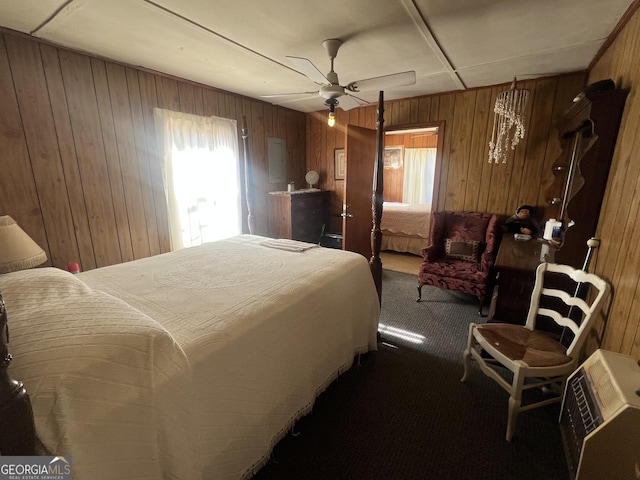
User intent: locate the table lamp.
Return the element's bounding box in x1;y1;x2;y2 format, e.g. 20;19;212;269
0;215;47;274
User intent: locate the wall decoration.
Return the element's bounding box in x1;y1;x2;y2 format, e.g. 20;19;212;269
334;148;345;180
488;77;530;164
384;146;403;169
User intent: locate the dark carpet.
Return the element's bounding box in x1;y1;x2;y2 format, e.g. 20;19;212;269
253;269;569;480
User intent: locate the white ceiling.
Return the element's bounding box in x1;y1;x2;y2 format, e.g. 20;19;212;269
0;0;633;113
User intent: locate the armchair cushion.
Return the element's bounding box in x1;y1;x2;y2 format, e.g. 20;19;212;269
445;238;480;262
419;258;491;298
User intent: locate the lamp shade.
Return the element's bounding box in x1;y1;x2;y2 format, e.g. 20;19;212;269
0;216;47;274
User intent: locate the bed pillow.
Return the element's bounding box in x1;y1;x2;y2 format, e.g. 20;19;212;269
445;238;480;262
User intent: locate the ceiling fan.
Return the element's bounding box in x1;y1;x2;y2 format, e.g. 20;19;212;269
261;39;416;111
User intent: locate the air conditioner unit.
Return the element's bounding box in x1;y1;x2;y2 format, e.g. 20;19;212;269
559;349;640;480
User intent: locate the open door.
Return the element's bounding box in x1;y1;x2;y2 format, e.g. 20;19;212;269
342;124;377;258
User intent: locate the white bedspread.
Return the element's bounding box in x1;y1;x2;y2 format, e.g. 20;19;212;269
382;202;431;238
0;235;379;479
0;268;197;479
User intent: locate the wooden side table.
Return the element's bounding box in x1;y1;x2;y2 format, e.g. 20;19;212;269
488;234;556;324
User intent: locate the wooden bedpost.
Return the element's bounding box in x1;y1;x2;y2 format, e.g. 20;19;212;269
0;293;37;455
242;116;256;235
370;91;384;305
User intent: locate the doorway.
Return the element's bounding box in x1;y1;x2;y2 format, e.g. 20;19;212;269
383;122;443;208
378;121;444;261
336;120;444;261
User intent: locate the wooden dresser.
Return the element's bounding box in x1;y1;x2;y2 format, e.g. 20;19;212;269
267;190;329;243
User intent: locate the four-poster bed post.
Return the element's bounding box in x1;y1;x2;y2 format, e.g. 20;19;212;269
370;91;384;305
242;115;256;235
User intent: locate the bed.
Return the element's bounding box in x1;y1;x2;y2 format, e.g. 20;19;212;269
0;94;388;479
381;202;432;255
0;235;379;479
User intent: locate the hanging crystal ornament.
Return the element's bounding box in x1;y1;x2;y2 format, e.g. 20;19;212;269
488;78;530;163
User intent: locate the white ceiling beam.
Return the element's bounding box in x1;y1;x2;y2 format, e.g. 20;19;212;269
399;0;466;90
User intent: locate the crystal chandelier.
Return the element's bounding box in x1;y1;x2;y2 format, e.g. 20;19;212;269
488;78;530;163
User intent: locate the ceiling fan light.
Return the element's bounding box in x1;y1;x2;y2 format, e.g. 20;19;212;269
328;111;336;127
326;98;337;127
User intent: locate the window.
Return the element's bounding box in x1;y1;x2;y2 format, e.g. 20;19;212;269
402;148;437;204
154;109;240;250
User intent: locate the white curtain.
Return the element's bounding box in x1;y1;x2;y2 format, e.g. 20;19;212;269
154;108;240;251
402;148;437;204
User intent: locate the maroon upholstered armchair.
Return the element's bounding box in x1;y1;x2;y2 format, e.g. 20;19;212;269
417;211;501;315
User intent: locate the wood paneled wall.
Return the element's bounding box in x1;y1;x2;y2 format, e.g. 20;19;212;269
587;6;640;358
307;73;588;228
0;31;306;271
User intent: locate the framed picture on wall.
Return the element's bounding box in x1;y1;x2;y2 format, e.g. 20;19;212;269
384;146;404;169
334;148;345;180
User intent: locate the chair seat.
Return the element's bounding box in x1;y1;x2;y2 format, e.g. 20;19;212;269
475;323;571;368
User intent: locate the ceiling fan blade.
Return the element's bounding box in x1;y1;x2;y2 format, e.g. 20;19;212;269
260;91;318;99
347;70;416;93
286;56;329;85
337;94;361;111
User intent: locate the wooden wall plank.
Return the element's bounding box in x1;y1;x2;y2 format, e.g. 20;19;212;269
216;92;228;117
178;82;197;114
91;58;134;263
408;98;419;124
106;63;151;260
59;50;122;267
156;76;180;111
126;67;160;257
446;90;476;211
364;104;376;130
417;96;431;124
0;35;48;256
250;102;267;235
40;43;96;270
225;93;236;120
203;88;219;116
464;88;493;212
435;94;455;211
193;86;205;117
138;70;170;253
5;35;77;268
